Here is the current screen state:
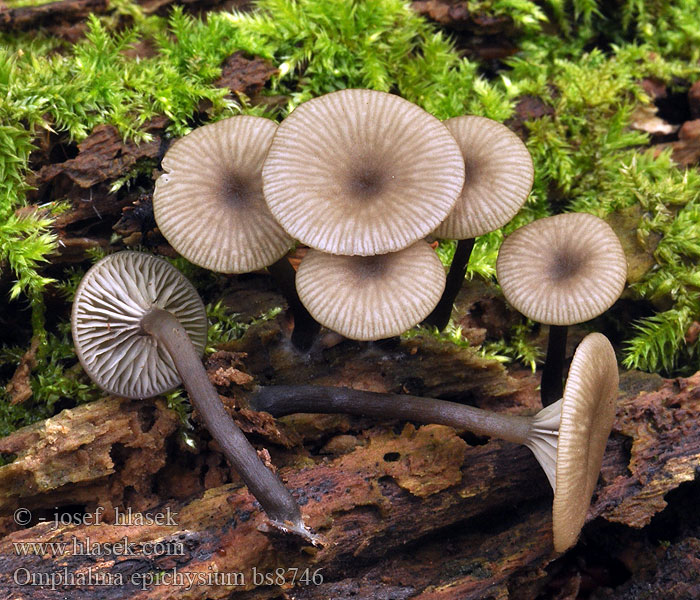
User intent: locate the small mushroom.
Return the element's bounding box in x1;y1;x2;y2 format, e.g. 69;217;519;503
496;213;627;405
538;332;618;552
248;332;618;552
262;88;465;256
152;115;319;351
425;116;534;331
154;116;292;273
71;251;315;542
295;241;446;341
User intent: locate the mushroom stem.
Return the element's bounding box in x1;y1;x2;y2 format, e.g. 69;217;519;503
249;384;533;445
267;256;321;351
423;238;475;331
541;325;568;407
140;308;314;541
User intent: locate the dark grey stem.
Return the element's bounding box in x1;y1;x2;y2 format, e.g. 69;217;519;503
267;256;321;352
249;385;532;445
141;308;313;541
541;325;568;407
423;238;476;331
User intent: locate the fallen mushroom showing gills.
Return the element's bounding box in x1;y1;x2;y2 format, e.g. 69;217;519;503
249;332;618;552
548;332;618;552
496;213;627;406
424;115;534;331
71;251;314;541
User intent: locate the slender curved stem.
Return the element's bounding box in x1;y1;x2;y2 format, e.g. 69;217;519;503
541;325;568;407
267;256;321;352
423;238;476;331
141;308;312;540
249;384;532;445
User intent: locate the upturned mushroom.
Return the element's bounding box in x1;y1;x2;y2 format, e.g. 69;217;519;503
295;240;446;341
247;332;618;552
496;213;627;405
262;88;466;256
424;115;534;331
71;251;315;541
153;115;319;351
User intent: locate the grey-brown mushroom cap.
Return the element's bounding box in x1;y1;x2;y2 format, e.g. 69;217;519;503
433;115;533;240
553;332;618;553
496;213;628;325
71;251;208;399
296;241;446;340
154;116;293;273
262;89;465;256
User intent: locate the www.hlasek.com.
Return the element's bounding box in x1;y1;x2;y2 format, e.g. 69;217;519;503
11;506;323;591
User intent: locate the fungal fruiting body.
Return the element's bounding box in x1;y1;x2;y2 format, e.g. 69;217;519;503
249;333;618;552
72;251;316;542
497;213;627;405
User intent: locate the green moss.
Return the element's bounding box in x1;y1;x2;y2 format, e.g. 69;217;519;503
0;322;100;437
2;0;700;438
206;302;283;353
0;259;278;435
5;0;55;7
403;322;477;351
481;322;543;372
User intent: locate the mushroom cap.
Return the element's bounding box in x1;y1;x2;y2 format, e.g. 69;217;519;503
71;251;208;399
553;332;618;552
262;89;465;256
496;213;628;325
433;115;533;240
153;116;293;273
296;240;446;340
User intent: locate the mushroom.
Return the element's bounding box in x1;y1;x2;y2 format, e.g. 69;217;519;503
424;116;534;331
295;240;446;341
71;251;315;541
247;332;618;552
262;88;465;256
496;213;627;405
153;115;319;351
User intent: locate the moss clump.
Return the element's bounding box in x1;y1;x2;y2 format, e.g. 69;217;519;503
2;0;700;436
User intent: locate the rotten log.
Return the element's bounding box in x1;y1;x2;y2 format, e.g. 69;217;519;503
0;0;252;35
0;397;180;519
0;0;108;33
0;328;698;598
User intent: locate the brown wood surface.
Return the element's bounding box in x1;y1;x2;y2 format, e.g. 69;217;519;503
1;327;699;599
2;10;700;597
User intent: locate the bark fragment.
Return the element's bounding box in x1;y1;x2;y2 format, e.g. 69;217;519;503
0;0;108;34
5;337;40;405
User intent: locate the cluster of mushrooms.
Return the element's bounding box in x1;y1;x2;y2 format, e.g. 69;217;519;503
71;89;628;553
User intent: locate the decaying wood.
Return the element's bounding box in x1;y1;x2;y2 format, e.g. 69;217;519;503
0;325;698;598
655;118;700;166
5;337;40;405
0;414;553;599
214;52;279;100
411;0;517;60
0;0;252;36
222;324;524;402
0;0;107;33
597;371;700;527
690;81;700;119
0;397;180;517
411;0;512;34
37;122;166;194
